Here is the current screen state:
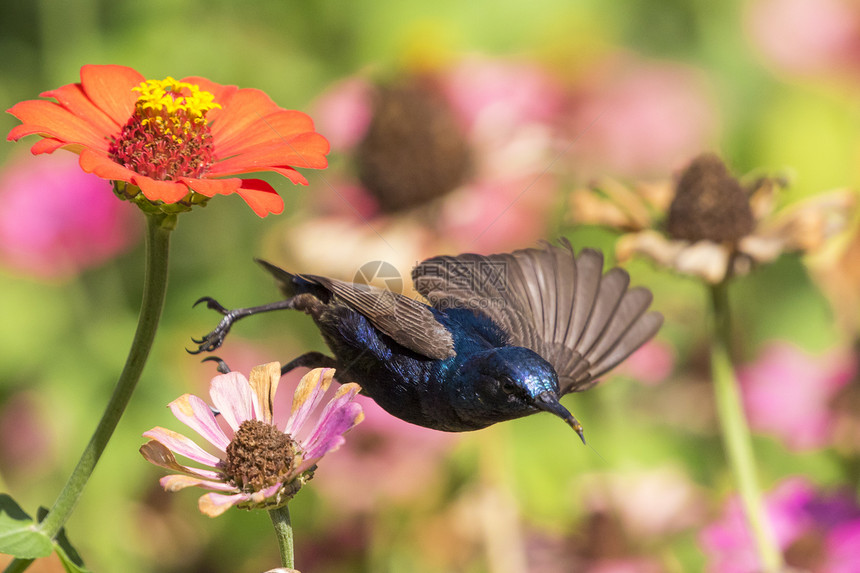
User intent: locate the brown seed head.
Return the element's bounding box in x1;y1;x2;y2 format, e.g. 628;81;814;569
355;80;472;212
666;153;755;242
223;419;298;492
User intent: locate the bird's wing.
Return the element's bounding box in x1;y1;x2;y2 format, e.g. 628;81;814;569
412;238;663;394
277;267;456;361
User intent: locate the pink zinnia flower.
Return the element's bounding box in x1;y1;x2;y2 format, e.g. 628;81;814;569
313;394;457;513
739;342;857;450
140;364;363;517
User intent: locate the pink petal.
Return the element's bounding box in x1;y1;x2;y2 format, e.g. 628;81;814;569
168;394;230;452
247;362;280;423
284;368;335;435
139;440;223;481
198;491;250;517
142;426;221;467
209;372;260;432
302;383;364;460
160;474;237;492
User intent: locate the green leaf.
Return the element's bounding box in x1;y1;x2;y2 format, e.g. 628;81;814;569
35;508;90;573
0;495;52;559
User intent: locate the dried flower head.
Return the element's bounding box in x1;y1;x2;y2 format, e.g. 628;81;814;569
140;364;363;517
570;153;857;283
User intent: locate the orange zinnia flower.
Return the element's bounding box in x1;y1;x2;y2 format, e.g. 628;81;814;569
7;65;329;217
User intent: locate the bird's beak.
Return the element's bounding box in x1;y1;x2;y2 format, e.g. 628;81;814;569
535;391;586;445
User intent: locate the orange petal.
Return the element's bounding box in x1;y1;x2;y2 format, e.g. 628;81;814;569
210;133;329;176
30;138;74;155
80;64;142;127
183;176;241;198
137;176;191;203
79;149;137;183
212;110;317;158
7;99;111;152
41;82;121;137
207;88;281;144
182;76;239;116
266;166;309;186
234;179;285;217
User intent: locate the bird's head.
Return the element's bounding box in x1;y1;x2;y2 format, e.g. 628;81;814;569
454;347;585;442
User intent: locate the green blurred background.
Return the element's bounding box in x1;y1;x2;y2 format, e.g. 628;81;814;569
2;1;859;572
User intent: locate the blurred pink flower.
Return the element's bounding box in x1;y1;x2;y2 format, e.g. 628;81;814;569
613;339;675;386
0;391;55;482
746;0;860;77
273;56;565;275
700;476;860;573
738;342;857;450
567;58;717;179
312;393;457;513
0;153;140;279
141;364;363;517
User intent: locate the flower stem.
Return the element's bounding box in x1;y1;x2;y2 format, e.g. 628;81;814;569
4;213;174;573
269;505;295;568
709;281;783;573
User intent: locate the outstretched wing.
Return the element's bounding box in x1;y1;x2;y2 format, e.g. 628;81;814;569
411;238;663;394
257;260;455;360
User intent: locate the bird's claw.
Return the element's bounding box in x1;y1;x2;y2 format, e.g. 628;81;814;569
189;297;236;354
193;296;229;315
201;356;232;374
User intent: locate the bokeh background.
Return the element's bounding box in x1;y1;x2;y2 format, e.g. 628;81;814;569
2;0;860;571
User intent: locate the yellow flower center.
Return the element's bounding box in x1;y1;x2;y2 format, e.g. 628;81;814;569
131;77;221;141
109;77;220;184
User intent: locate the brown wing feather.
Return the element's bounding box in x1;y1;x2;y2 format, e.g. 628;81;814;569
258;260;455;360
412;238;663;394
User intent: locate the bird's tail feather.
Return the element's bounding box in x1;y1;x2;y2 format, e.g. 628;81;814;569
255;259;327;300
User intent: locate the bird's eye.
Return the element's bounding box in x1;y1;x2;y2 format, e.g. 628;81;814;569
501;379;517;395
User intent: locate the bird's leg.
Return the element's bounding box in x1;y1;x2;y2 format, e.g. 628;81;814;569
280;352;339;375
189;297;297;354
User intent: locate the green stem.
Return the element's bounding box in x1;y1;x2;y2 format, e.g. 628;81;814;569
4;213;174;573
269;505;295;568
709;281;783;573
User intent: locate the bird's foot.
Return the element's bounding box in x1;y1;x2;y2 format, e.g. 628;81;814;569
189;298;299;355
189;297;240;354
